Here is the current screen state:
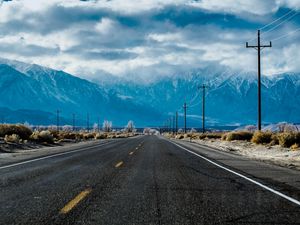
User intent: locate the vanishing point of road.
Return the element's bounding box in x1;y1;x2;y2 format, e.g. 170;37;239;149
1;135;300;225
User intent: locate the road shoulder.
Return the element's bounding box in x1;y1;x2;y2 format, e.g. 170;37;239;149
168;138;300;194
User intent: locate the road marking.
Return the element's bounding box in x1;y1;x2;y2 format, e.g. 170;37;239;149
60;188;92;214
115;161;123;168
0;141;112;170
129;151;134;155
170;141;300;207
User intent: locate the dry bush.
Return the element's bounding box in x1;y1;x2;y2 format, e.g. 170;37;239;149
83;133;95;140
0;124;32;140
291;143;299;151
251;131;273;144
175;134;184;139
277;132;300;148
116;134;128;138
225;131;253;141
221;133;227;141
95;133;107;139
4;134;20;143
270;134;279;145
58;132;77;140
49;130;60;139
205;133;223;139
30;131;54;144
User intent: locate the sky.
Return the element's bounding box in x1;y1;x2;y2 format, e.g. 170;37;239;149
0;0;300;81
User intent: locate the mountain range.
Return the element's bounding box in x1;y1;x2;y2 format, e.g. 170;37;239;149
0;58;299;128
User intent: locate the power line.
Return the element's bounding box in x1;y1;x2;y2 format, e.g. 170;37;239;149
262;11;300;36
271;27;300;41
260;9;295;31
247;9;298;42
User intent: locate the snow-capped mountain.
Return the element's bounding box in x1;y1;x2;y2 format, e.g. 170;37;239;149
0;58;161;126
99;68;300;126
0;58;299;127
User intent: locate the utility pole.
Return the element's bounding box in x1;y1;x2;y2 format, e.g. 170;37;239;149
246;30;272;131
169;117;172;133
183;102;187;133
199;84;207;133
72;113;75;131
175;111;178;134
86;113;89;132
56;110;60;132
172;115;175;134
97;117;100;132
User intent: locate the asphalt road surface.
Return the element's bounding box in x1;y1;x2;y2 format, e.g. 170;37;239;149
1;135;300;225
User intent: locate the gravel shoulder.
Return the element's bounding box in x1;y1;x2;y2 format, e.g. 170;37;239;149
176;138;300;170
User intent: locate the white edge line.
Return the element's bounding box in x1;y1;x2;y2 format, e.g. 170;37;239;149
170;140;300;207
0;141;112;170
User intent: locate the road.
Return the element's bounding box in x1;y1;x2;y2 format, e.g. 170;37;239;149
1;135;300;225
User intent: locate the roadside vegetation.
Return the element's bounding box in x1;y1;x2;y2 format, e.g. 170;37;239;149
0;122;138;151
166;130;300;150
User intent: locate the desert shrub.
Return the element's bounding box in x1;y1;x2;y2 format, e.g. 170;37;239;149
175;134;184;139
205;133;223;139
59;132;77;140
270;134;279;145
4;134;20;143
198;134;206;140
116;134;128;138
291;143;299;151
95;133;107;139
277;132;300;148
30;131;54;144
221;133;227;141
83;133;95;140
251;131;273;144
225;131;253;141
48;130;60;139
0;124;32;140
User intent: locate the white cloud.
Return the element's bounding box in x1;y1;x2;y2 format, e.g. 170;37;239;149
95;18;116;34
189;0;279;16
0;0;300;81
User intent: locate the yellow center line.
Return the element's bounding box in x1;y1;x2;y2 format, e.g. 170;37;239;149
60;188;92;214
115;161;123;168
129;151;134;155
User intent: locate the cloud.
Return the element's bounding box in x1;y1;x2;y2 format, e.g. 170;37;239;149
0;0;299;82
189;0;279;16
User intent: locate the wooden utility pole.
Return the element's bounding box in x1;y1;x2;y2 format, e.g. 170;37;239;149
86;113;90;132
246;30;272;131
175;111;178;134
183;102;187;133
72;113;75;131
199;85;207;133
56;110;60;132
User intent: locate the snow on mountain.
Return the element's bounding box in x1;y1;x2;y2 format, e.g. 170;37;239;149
99;67;300;126
0;58;299;127
0;59;161;126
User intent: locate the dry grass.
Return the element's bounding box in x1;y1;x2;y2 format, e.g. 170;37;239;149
0;124;32;140
4;134;20;143
95;133;107;139
251;131;273;144
277;132;300;148
30;130;54;144
225;131;253;141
